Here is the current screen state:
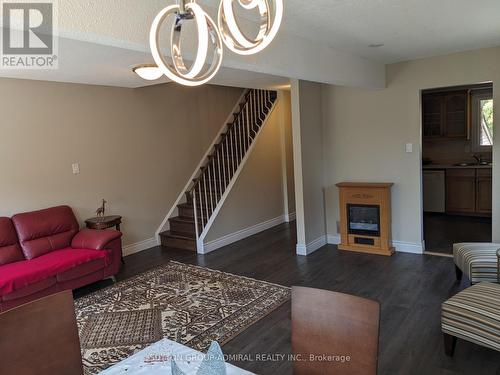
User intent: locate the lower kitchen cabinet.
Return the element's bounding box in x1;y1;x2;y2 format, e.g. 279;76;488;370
445;168;491;216
446;169;476;213
476;169;492;214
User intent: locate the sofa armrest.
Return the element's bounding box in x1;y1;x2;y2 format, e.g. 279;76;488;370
71;229;122;250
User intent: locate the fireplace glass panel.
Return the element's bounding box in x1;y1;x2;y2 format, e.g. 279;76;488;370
348;204;380;236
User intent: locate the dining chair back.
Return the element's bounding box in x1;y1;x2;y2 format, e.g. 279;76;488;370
0;290;83;375
292;286;380;375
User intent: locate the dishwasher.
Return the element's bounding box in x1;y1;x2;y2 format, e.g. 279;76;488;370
423;170;445;213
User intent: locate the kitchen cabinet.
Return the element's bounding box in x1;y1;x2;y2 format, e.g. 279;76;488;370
445;168;492;216
476;169;492;214
444;93;468;137
446;169;476;213
423;91;468;139
422;95;444;138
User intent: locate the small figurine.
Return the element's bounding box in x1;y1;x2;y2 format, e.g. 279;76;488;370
95;199;107;219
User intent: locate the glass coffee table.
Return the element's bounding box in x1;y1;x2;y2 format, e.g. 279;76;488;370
99;338;254;375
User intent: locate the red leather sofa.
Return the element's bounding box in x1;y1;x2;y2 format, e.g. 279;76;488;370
0;206;122;312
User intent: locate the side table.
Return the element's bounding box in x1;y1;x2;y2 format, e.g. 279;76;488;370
85;215;124;263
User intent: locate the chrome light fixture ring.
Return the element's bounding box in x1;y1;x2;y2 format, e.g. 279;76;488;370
219;0;270;50
218;0;283;55
150;2;223;86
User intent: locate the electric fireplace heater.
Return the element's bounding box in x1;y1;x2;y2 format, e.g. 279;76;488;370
348;204;380;237
336;182;394;256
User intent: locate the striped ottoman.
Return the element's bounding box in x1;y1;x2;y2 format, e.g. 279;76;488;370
442;282;500;356
453;243;500;284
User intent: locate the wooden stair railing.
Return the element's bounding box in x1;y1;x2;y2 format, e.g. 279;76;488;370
160;89;278;252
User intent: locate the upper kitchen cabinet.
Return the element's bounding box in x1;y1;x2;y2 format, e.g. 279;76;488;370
422;94;444;137
423;90;469;139
444;92;468;137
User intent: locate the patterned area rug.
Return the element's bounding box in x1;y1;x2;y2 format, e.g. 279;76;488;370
75;261;290;374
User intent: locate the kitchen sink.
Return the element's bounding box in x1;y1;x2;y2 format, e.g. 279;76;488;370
454;162;492;167
454;162;477;166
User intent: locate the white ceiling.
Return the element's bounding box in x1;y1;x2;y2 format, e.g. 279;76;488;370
0;0;387;89
1;0;499;88
282;0;500;63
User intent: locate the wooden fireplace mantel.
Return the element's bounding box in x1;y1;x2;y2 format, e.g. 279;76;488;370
336;182;394;188
336;182;394;256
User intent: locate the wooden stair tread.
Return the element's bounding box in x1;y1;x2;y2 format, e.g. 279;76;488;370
168;216;194;223
160;230;197;251
160;230;194;240
177;202;209;210
192;178;226;183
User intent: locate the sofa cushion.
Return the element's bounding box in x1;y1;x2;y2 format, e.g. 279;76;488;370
57;258;105;282
442;282;500;352
0;248;107;296
12;206;79;260
0;217;24;266
453;243;500;283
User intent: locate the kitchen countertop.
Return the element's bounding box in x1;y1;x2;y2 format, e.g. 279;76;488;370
423;164;492;170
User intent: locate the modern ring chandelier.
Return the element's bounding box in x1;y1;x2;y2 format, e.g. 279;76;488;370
148;0;283;86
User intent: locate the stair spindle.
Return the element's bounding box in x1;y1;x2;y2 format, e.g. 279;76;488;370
230;123;236;175
202;172;209;221
217;146;223;200
247;94;252;146
239;114;244;161
225;134;230;183
196;183;202;228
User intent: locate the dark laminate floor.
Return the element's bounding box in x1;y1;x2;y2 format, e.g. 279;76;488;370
424;213;492;254
76;223;500;375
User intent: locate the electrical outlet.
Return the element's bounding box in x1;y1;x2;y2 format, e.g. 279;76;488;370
72;163;80;175
405;143;413;153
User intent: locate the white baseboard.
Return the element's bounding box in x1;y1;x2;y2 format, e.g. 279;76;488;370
392;240;424;254
296;235;327;256
123;237;157;257
202;215;286;254
327;234;423;254
327;234;341;245
126;213;292;257
122;231;424;259
284;212;296;222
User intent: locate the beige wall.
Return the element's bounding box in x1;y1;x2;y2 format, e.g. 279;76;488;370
0;77;243;247
323;46;500;248
291;80;326;251
280;90;295;217
205;93;292;242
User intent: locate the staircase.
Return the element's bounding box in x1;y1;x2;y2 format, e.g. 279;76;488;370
159;89;278;252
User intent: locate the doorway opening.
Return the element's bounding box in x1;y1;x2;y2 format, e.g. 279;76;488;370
421;83;493;255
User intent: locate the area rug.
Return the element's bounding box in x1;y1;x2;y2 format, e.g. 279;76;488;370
75;261;290;374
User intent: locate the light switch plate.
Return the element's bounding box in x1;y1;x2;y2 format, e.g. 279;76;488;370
72;163;80;174
405;143;413;153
